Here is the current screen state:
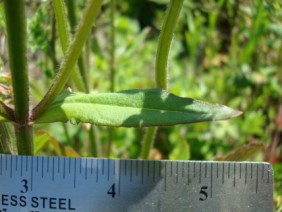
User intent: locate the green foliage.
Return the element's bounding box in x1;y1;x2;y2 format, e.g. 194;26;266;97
0;0;281;209
36;88;240;127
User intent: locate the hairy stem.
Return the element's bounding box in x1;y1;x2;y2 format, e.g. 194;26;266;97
155;0;184;89
15;124;33;155
4;0;34;155
141;0;183;159
31;0;103;121
52;0;86;92
65;0;89;92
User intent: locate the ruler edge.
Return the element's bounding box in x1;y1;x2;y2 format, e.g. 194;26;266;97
0;154;274;211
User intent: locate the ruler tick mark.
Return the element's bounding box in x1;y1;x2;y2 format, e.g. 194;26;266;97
20;156;23;177
141;161;144;184
233;163;236;187
113;160;115;175
176;162;178;184
153;161;155;182
74;159;77;188
159;161;161;178
228;163;230;178
0;155;2;176
108;160;110;181
118;161;121;195
240;163;242;179
31;157;33;191
136;160;138;176
256;164;258;193
16;156;18;172
130;160;133;182
10;156;12;178
205;163;207;178
147;161;150;177
251;163;253;179
210;163;213;198
187;162;190;185
182;162;184;178
199;163;201;184
26;156;29;172
58;157;60;173
193;163;196;178
52;157;55;181
91;159;93;175
63;158;66;179
102;159;104;175
222;163;225;184
216;163;219;178
80;160;82;174
267;165;270;184
47;157;50;173
164;162;167;192
41;157;44;178
245;164;247;184
36;157;38;173
5;155;7;171
85;159;88;180
262;164;264;179
170;161;172;177
69;158;71;174
96;160;99;183
125;160;127;176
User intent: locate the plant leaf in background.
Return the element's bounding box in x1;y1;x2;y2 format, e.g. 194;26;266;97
34;130;79;157
35;88;242;127
169;139;190;160
214;143;265;161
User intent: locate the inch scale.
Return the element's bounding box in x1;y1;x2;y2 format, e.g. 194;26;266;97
0;154;273;212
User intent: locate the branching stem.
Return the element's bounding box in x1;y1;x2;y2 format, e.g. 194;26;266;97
31;0;103;121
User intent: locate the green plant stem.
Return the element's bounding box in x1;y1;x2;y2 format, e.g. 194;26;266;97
64;0;77;34
4;0;34;155
52;0;86;92
31;0;103;121
141;0;183;159
65;0;89;92
3;0;29;123
141;127;157;159
89;125;97;157
15;124;33;155
110;0;116;92
155;0;184;89
106;0;116;157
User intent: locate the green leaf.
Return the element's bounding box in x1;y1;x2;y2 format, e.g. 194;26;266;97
169;140;190;160
35;130;80;157
34;130;49;154
214;143;265;161
35;89;242;127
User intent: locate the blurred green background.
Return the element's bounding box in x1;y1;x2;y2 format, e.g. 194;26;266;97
0;0;281;210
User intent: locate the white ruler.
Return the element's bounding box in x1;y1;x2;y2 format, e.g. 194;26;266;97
0;154;273;211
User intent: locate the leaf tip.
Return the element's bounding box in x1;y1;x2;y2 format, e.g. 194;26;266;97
231;110;243;118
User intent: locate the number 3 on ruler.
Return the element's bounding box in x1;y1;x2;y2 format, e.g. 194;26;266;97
20;179;28;193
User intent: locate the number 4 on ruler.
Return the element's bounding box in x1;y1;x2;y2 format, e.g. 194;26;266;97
107;184;116;198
